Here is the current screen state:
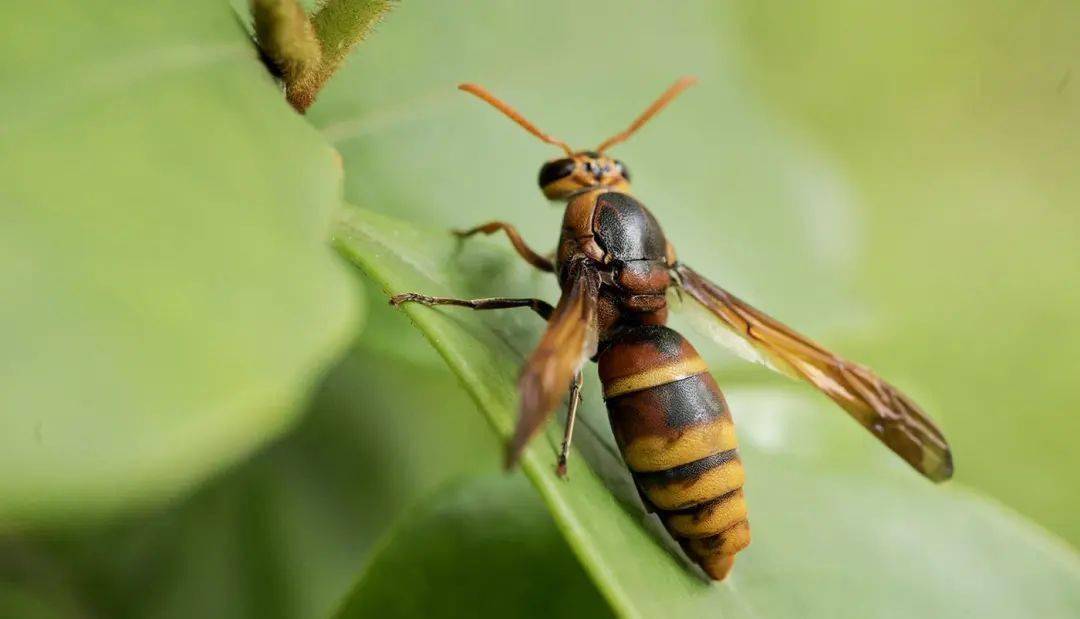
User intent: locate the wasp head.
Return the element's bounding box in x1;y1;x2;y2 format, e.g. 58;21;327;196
538;152;631;200
457;77;694;202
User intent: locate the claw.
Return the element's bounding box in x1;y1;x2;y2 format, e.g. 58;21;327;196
556;458;568;479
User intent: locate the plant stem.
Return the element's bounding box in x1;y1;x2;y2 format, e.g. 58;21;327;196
288;0;396;112
251;0;322;91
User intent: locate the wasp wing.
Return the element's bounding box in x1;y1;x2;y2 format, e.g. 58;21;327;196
674;263;953;482
507;256;600;468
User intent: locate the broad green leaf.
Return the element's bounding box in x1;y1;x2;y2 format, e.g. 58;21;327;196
334;203;1080;618
0;337;500;619
0;0;357;526
335;474;613;619
306;0;1080;548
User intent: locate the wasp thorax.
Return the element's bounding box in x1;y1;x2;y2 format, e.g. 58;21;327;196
538;153;631;200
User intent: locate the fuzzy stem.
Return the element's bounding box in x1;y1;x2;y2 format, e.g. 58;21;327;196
287;0;395;111
251;0;322;94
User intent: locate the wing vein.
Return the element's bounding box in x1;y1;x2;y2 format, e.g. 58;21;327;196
674;263;953;481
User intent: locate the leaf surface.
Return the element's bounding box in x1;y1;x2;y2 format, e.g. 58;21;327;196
334;474;614;619
334;204;1080;618
0;0;358;525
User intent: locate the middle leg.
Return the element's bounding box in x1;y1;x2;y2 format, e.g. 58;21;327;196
390;293;554;320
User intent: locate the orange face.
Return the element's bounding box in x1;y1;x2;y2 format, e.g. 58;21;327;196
538;151;631;200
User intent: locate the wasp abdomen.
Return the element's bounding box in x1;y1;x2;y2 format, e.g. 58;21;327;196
598;325;749;580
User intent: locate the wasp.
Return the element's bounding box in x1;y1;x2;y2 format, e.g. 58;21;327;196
390;77;953;581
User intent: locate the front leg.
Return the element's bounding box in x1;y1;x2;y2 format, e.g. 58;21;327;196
454;221;554;272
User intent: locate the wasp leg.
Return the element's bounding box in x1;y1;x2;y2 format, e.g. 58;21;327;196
453;221;555;272
390;293;554;320
555;371;584;479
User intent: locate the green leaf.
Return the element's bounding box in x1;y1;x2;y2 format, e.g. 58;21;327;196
334;203;1080;618
305;0;1080;549
0;338;500;619
0;0;358;526
334;474;613;619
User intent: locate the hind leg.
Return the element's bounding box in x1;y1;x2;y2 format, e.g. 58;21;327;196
555;371;583;478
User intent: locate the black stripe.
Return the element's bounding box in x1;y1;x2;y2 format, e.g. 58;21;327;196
606;373;727;428
663;487;743;517
609;324;685;355
636;449;739;488
692;520;750;551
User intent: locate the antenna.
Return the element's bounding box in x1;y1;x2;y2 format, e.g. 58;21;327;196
595;76;697;153
459;83;575;156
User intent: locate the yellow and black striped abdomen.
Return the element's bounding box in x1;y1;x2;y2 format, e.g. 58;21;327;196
598;325;749;580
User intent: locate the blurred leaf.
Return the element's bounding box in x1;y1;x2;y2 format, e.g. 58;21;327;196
0;326;500;619
334;203;1080;617
335;474;613;619
0;0;358;525
0;579;82;619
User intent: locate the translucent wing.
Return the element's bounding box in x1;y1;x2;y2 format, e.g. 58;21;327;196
674;264;953;482
507;257;600;467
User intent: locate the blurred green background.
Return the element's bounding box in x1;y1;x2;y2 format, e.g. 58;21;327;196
2;0;1078;617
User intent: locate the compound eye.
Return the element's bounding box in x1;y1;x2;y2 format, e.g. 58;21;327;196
538;158;577;188
614;160;630;182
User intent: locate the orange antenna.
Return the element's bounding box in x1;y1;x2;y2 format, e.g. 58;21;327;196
459;83;575;156
596;76;698;154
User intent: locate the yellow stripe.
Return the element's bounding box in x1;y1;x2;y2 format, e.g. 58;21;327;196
665;491;748;537
603;357;710;398
643;459;745;510
624;419;738;472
